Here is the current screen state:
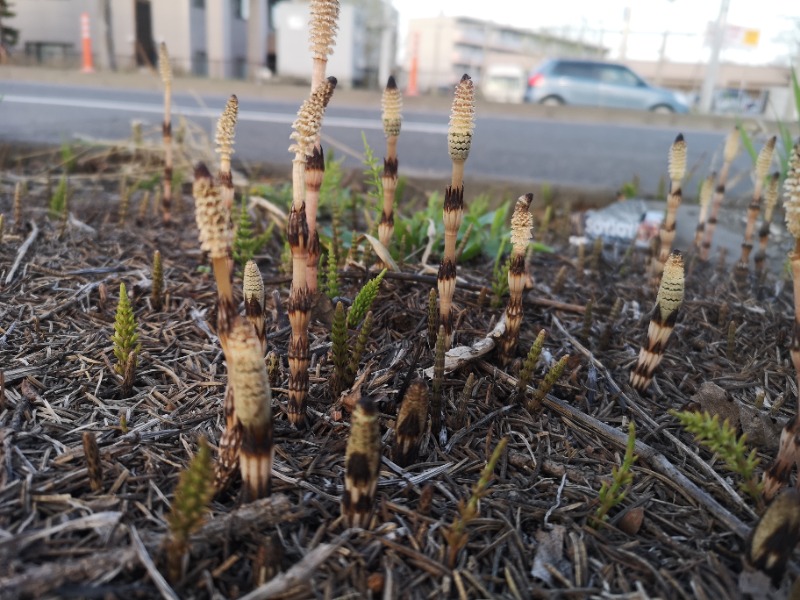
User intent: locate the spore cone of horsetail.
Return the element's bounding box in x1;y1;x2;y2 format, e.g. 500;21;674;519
243;260;266;352
746;489;800;587
738;135;776;273
755;171;781;272
112;282;140;377
227;319;274;501
342;396;381;528
192;163;234;311
289;77;337;160
379;76;402;249
652;134;686;279
447;74;475;188
702;127;740;260
631;250;685;393
392;378;428;467
215;94;238;211
158;42;173;224
499;194;534;365
309;0;340;88
694;172;714;250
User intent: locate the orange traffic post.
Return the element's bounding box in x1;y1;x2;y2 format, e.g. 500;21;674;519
81;12;94;73
406;32;419;97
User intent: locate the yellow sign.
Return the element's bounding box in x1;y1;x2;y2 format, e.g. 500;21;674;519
742;29;760;47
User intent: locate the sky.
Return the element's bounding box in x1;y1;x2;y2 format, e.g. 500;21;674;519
390;0;798;66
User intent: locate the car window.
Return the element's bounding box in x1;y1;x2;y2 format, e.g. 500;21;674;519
551;61;599;81
599;66;641;87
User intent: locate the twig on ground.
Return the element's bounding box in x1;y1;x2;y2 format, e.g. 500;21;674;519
4;221;39;286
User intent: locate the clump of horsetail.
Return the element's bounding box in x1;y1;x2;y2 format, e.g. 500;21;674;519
151;250;164;311
736;136;776;278
755;172;781;273
762;142;800;502
342;396;381;528
347;311;374;385
348;268;386;327
111;282;140;396
528;354;569;412
330;301;349;399
82;431;103;492
515;329;546;402
324;241;340;299
671;409;762;506
392;378;429;467
427;288;438;350
701;128;740;260
165;438;215;583
630;250;685;393
286;77;337;426
158;42;173;224
12;181;22;231
598;297;623;351
379;76;402;249
592;421;637;526
499;194;533;365
694;172;715;250
227;319;274;502
243;260;266;352
216;95;238;213
431;325;446;440
454;372;476;429
651;134;687;281
438;74;475;346
746;489;800;588
443;437;507;568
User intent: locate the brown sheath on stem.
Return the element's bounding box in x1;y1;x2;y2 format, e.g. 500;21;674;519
737;136;776;275
392;379;428;467
746;489;800;587
82;431;103;492
631;251;684;393
214;385;242;491
342;396;381;528
305;146;325;292
701;128;739;261
499;194;533;365
227;319;273;502
652;134;686;280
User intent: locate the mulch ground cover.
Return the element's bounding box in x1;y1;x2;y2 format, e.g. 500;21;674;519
0;144;796;599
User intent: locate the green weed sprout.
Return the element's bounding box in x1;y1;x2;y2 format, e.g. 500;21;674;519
361;133;383;205
324;241;340;299
165;438;215;583
347;268;386;327
491;238;510;309
672;409;763;505
443;437;508;568
50;174;68;218
516;329;546;402
111;282;141;384
593;421;637;526
330;301;348;398
151;250;164;311
233;197;273;269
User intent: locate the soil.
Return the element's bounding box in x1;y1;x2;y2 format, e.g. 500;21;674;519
0;144;797;599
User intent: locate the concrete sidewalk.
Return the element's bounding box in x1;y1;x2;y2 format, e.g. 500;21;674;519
1;64;793;134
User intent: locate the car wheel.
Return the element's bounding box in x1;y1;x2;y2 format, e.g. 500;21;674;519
540;96;565;107
650;104;674;114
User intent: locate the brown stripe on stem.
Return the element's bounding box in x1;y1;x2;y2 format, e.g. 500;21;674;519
305;146;325;292
214;385;242;491
379;157;398;248
631;251;684;393
701;127;739;260
342;396;381;528
437;258;457;341
287;287;312;427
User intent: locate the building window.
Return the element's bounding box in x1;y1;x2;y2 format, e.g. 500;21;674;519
193;0;205;8
193;50;208;76
232;0;245;19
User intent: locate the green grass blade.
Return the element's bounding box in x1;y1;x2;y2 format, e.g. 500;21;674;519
736;120;758;165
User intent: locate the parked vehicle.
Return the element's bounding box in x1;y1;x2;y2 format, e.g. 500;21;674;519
481;65;527;103
524;59;690;113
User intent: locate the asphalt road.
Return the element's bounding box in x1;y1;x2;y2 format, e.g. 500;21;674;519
0;79;762;198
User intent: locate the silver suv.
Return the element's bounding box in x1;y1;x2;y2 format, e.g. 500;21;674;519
525;59;690;113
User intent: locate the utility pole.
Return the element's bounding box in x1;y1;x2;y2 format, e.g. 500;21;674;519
699;0;731;114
